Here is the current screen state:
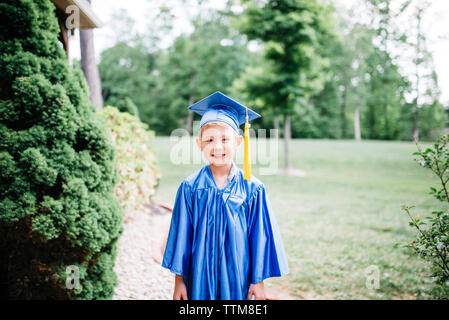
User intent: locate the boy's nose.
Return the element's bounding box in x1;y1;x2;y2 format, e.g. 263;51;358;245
211;140;224;148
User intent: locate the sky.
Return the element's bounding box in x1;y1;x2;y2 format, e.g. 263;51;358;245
68;0;449;105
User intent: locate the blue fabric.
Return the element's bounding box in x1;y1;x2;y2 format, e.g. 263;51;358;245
162;162;289;300
200;105;240;133
188;91;261;133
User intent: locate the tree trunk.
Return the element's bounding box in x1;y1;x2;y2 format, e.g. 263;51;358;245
186;72;196;134
56;14;69;60
80;0;103;110
354;66;362;141
412;6;423;142
186;110;193;135
412;100;419;142
354;106;361;141
341;88;347;139
412;121;419;142
273;116;280;139
284;114;291;170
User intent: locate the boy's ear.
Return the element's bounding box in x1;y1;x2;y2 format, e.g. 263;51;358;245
195;137;202;150
236;135;243;147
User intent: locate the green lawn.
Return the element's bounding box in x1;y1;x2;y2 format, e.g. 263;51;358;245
151;136;440;299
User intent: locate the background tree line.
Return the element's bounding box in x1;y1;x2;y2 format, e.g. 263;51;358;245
96;0;448;143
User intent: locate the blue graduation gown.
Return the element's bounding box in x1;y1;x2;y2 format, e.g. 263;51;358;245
162;162;289;300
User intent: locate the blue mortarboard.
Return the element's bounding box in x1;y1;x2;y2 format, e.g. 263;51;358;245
188;91;261;133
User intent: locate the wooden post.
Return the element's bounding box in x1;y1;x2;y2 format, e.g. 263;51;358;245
56;10;69;60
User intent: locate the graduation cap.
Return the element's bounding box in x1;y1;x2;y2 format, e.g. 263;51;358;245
188;91;261;180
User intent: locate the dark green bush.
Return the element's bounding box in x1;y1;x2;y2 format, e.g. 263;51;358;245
0;0;123;299
112;97;140;118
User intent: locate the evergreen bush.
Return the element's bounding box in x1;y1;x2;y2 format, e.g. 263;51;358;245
0;0;123;299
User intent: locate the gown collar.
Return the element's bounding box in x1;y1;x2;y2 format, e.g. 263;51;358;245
207;161;238;190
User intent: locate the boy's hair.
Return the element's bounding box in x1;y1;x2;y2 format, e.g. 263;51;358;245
199;121;241;139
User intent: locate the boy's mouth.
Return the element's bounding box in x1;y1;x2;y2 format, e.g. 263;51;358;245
211;153;226;158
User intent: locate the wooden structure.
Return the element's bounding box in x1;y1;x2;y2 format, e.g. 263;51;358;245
50;0;103;60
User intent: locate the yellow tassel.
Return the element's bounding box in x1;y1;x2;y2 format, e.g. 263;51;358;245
243;106;251;180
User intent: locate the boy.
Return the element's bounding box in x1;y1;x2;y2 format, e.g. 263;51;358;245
162;91;289;300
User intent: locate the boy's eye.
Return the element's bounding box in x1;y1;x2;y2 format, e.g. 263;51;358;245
202;137;229;143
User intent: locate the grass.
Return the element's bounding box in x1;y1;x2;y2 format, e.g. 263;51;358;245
151;136;441;299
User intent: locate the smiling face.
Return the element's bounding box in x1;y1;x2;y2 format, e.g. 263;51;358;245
196;121;243;167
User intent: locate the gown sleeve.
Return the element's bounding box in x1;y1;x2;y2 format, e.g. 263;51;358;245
248;184;289;284
161;180;193;276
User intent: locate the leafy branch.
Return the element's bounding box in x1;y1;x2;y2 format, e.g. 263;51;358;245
402;135;449;297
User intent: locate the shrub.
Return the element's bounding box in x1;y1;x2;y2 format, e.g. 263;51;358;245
401;134;449;299
0;0;123;299
100;106;160;222
114;97;140;118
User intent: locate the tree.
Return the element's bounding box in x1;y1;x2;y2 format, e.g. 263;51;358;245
407;1;436;142
0;0;122;299
99;41;157;119
365;0;446;141
362;45;410;140
237;0;333;170
113;97;140;118
364;0;403;140
330;0;432;141
80;0;103;109
149;10;253;135
292;26;345;139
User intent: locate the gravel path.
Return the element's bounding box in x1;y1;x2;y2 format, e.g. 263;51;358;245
112;204;173;300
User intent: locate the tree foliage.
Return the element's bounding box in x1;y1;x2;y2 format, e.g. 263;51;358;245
99;42;157;119
96;0;446;142
236;0;332;116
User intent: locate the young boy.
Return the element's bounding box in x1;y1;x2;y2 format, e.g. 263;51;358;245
162;91;289;300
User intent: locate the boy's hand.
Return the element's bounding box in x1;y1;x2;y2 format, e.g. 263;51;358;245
247;281;266;300
173;274;188;300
